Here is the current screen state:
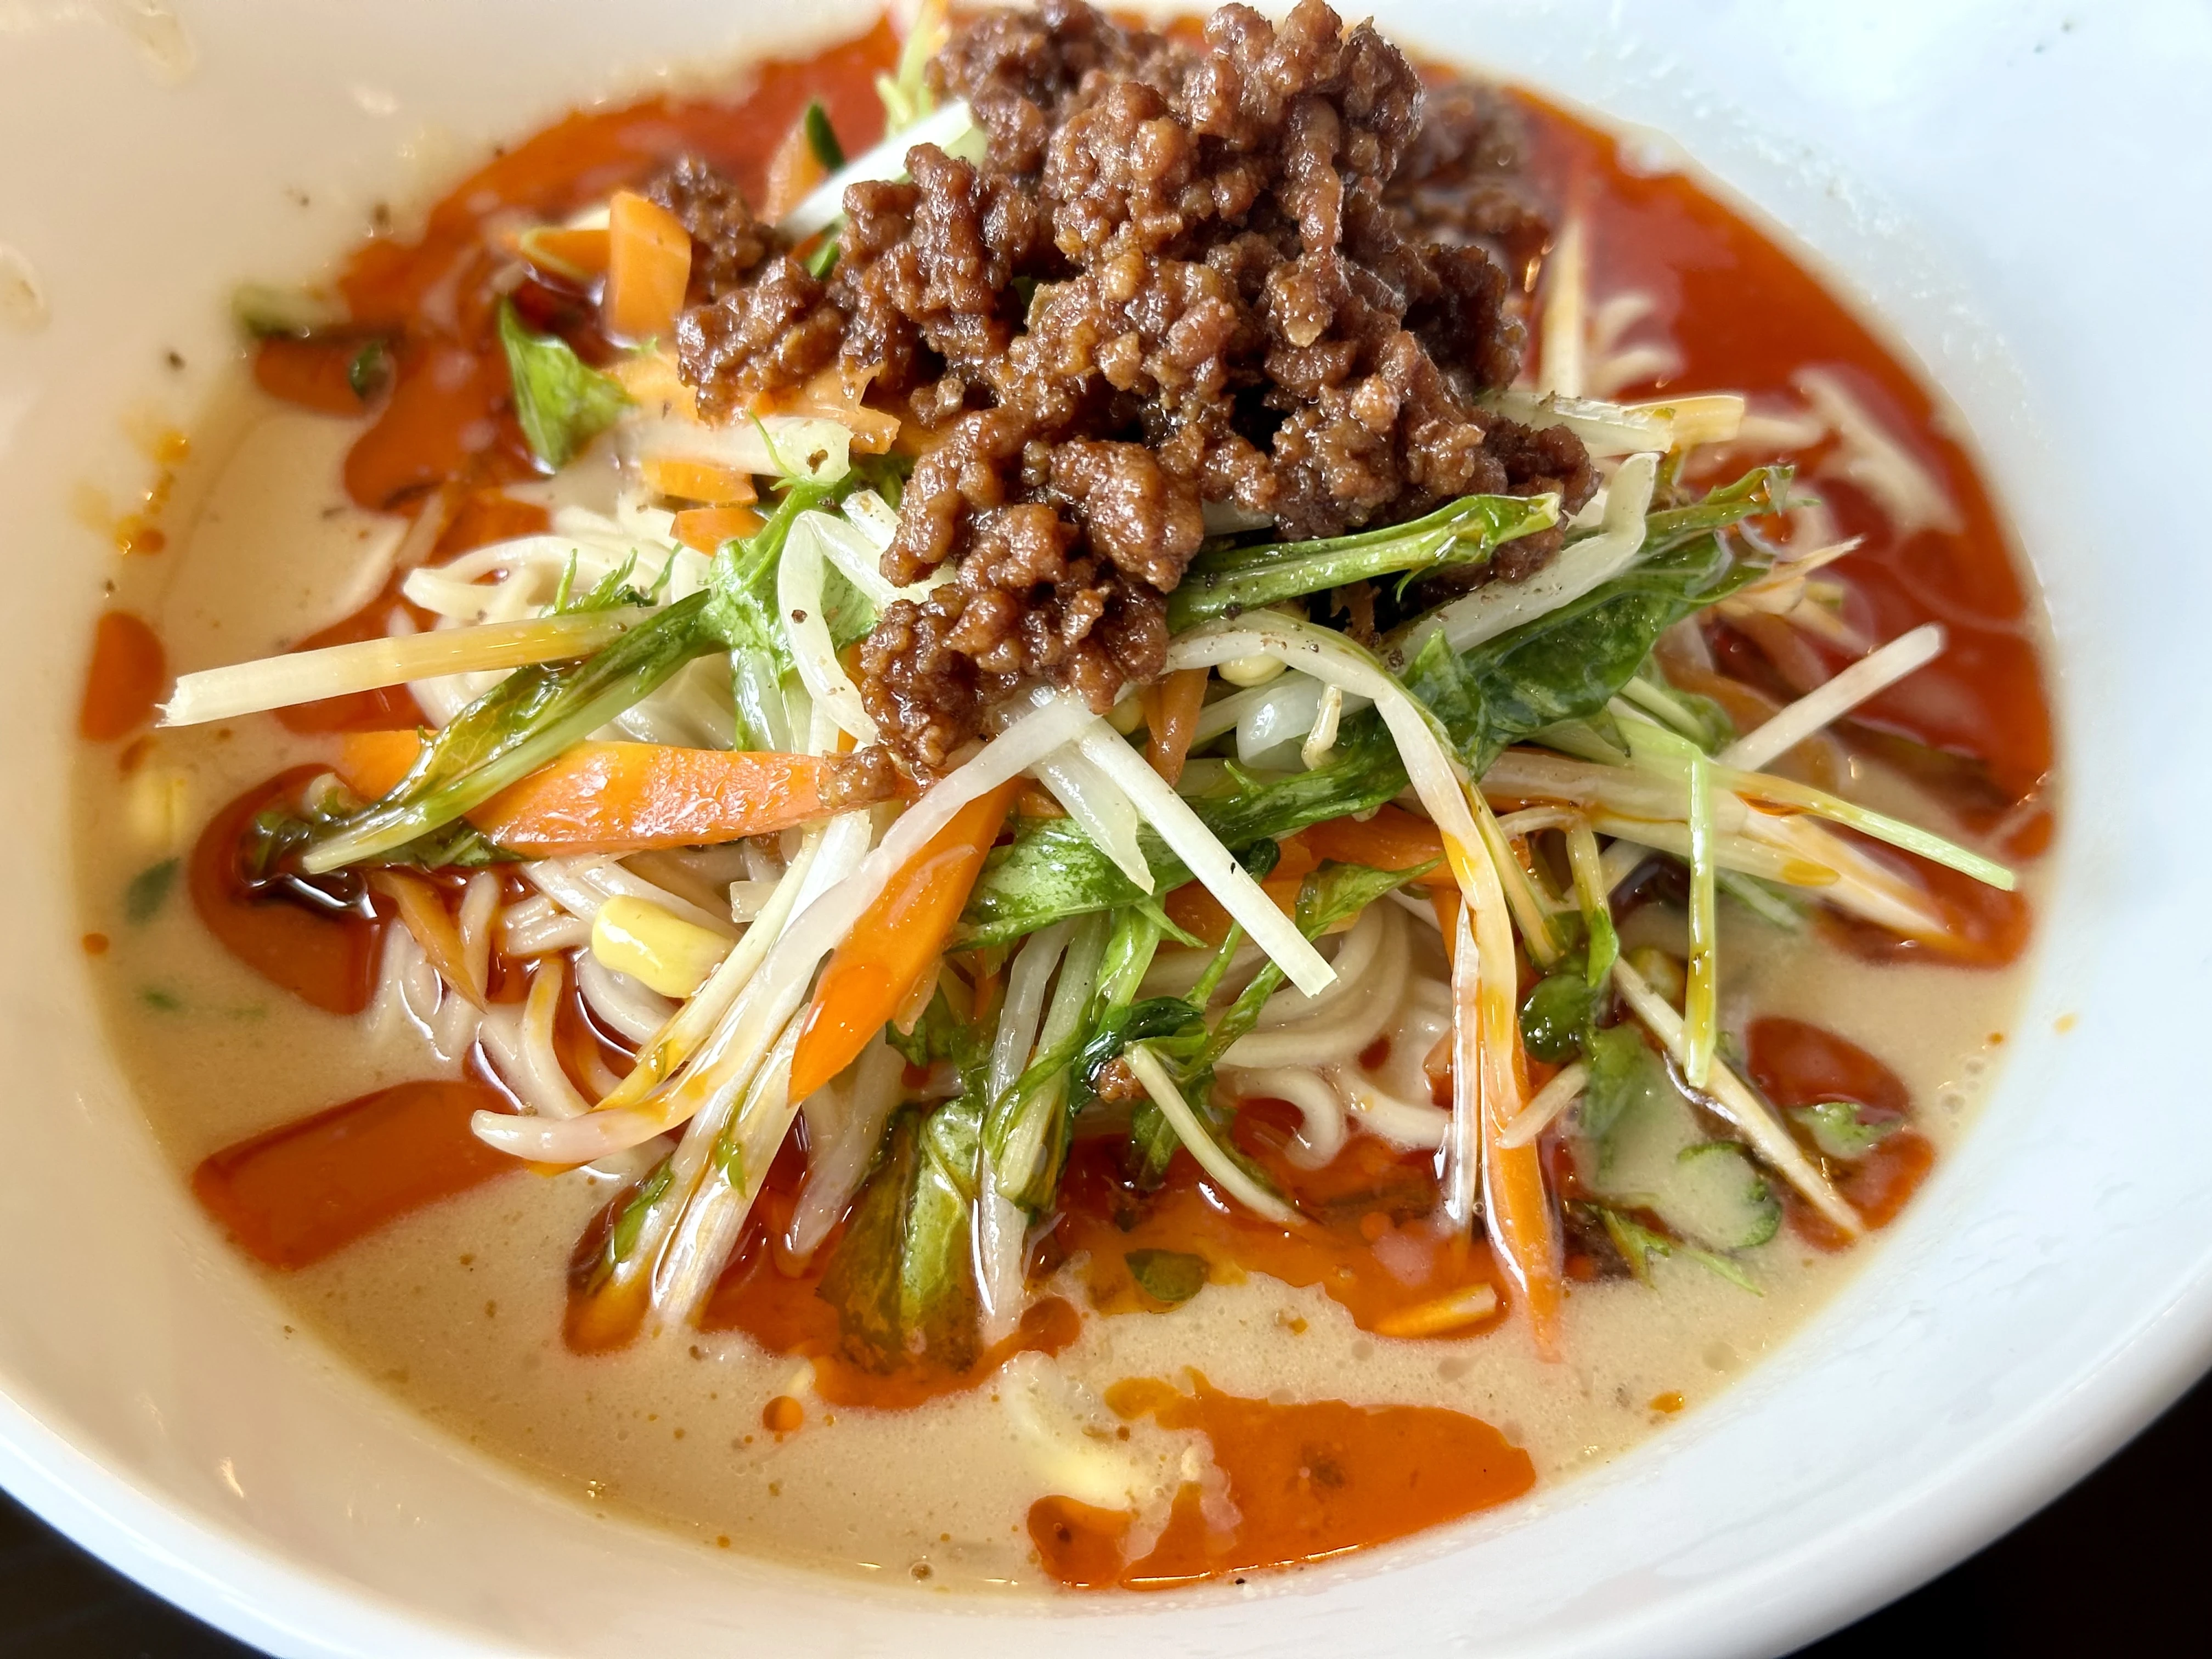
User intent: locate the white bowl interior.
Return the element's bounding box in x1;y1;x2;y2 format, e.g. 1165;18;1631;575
1;2;2208;1656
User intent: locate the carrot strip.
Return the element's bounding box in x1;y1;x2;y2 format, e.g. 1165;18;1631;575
602;190;692;342
760;115;830;223
1435;887;1563;1360
335;735;896;856
756;364;902;455
1297;804;1454;884
336;729;422;799
1143;668;1209;786
505;225;611;285
368;868;484;1007
788;780;1019;1101
641;456;757;505
672;504;765;552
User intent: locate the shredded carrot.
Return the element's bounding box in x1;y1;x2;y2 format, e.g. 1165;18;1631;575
608;351;699;421
757;364;902;455
1434;888;1564;1359
1015;781;1068;819
760;114;830;223
602;190;692;342
504;225;611;285
672;504;765;552
641;456;757;506
788;780;1020;1102
368;868;484;1007
1297;805;1454;884
1142;668;1209;786
334;729;422;800
336;734;895;855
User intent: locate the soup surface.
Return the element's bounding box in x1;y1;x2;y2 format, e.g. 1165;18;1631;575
72;2;2049;1594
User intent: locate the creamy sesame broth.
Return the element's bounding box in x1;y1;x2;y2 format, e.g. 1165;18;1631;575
74;2;2049;1593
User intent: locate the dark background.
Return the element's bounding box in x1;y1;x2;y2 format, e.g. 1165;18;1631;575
1;1369;2203;1656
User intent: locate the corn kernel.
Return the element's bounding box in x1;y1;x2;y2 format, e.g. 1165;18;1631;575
1626;946;1687;1009
126;766;190;853
590;896;729;998
1217;652;1284;687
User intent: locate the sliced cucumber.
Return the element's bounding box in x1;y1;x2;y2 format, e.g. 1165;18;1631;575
1576;1029;1780;1253
1791;1099;1900;1161
1662;1142;1781;1251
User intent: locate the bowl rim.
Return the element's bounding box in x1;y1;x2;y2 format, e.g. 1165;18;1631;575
6;2;2211;1656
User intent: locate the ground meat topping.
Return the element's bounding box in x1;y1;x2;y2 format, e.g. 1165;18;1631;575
659;1;1593;772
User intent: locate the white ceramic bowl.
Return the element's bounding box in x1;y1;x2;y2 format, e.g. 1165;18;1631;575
2;2;2208;1654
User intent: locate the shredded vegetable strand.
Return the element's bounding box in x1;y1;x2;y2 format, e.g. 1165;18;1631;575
1390;452;1660;658
160;609;646;726
1060;695;1335;997
1031;746;1153;894
780;98;979;239
1610;956;1861;1237
778;514;878;743
1441;899;1482;1228
1165;613;1489;921
1500;1061;1587;1149
1122;1044;1301;1228
1471;787;1560;967
1684;744;1718;1088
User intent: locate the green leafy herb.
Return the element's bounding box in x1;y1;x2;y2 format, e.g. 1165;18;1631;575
1594;1204;1762;1295
1576;1029;1780;1252
818;1103;983;1376
701;479;839;672
300;591;716;873
496;298;630;471
1403;528;1769;774
1639;464;1792;552
123;858;179;924
1791;1099;1901;1162
230;282;346;339
346;338;391;400
1519;966;1597;1063
1126;1248;1207;1306
1194;859;1435;1073
1168;491;1561;630
803;101;845;170
1597;1206;1673;1285
608;1159;674;1265
961;718;1408;947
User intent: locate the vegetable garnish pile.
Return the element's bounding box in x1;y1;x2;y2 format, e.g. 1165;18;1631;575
170;0;2021;1370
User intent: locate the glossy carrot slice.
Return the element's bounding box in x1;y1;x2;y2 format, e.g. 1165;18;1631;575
193;1079;517;1268
759;113;829;222
506;224;611;285
788;780;1019;1101
1142;668;1208;786
335;734;895;856
672;504;765;551
1435;889;1564;1359
1296;804;1454;884
755;364;903;455
641;456;757;505
602;190;692;342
